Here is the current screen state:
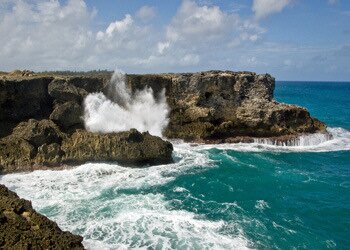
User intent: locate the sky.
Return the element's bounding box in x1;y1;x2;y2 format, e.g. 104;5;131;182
0;0;349;81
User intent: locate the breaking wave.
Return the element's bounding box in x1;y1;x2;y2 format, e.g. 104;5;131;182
186;127;350;153
0;144;250;249
83;69;169;137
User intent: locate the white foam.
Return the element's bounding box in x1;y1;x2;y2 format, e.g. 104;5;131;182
255;200;270;211
254;132;332;147
0;145;252;249
183;127;350;153
83;69;169;137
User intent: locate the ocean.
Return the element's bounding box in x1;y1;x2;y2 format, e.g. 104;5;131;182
1;81;349;249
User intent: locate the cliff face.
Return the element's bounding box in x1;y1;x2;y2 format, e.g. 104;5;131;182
0;70;326;173
0;184;84;249
0;71;326;141
127;71;326;142
0;73;174;174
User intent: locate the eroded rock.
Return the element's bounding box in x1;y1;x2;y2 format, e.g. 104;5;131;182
50;101;83;130
61;129;174;166
0;120;174;173
0;184;84;249
127;71;327;141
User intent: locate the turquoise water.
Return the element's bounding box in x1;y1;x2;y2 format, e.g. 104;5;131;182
1;82;350;249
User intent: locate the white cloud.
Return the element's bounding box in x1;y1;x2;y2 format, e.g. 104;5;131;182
96;14;133;40
252;0;291;19
0;0;94;70
1;0;346;81
136;6;156;22
156;0;263;67
0;0;265;72
328;0;337;5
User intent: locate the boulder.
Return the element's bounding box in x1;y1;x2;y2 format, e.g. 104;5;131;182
10;119;64;147
50;101;83;130
61;129;174;166
48;78;88;103
0;124;173;173
0;184;84;249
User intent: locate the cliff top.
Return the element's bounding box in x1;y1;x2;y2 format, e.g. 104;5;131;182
0;69;269;81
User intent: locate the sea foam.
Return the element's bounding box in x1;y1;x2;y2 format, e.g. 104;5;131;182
0;145;250;249
83;69;169;137
189;127;350;153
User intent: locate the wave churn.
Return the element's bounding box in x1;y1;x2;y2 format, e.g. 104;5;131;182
83;70;169;137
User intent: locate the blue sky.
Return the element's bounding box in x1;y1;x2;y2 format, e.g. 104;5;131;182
0;0;349;81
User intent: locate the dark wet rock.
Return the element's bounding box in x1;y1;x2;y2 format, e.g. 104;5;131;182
50;101;83;130
0;76;53;121
61;129;173;166
0;184;84;249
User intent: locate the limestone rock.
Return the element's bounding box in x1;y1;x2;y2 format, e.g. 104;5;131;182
0;124;173;173
50;101;83;129
127;71;327;141
48;78;88;103
61;129;174;166
0;139;35;173
0;77;53;121
0;184;84;249
10;119;64;147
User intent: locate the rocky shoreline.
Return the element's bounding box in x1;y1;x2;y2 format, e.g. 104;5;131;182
0;184;84;249
0;69;328;248
0;70;327;174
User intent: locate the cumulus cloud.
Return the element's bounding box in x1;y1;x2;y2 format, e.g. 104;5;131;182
252;0;291;19
136;6;156;22
0;0;265;72
0;0;94;70
156;0;263;67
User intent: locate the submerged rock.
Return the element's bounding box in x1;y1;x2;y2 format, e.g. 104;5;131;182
0;184;84;249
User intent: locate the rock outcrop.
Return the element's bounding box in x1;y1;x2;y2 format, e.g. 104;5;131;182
61;129;173;166
0;184;84;249
0;120;173;174
127;71;326;142
0;70;327;172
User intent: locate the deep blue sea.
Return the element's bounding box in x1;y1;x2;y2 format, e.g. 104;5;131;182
1;81;349;249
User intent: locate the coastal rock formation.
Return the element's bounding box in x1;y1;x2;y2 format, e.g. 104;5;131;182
127;71;326;142
0;76;53;122
61;129;173;165
0;184;84;249
0;120;173;174
0;70;327;172
50;101;83;130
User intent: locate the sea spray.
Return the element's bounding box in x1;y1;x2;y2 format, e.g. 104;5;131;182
83;69;169;137
253;132;333;146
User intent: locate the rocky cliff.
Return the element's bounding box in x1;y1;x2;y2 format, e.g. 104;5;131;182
127;71;326;142
0;70;326;173
0;184;84;249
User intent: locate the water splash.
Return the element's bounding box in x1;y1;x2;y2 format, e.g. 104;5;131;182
83;69;169;137
188;127;350;153
254;132;333;147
